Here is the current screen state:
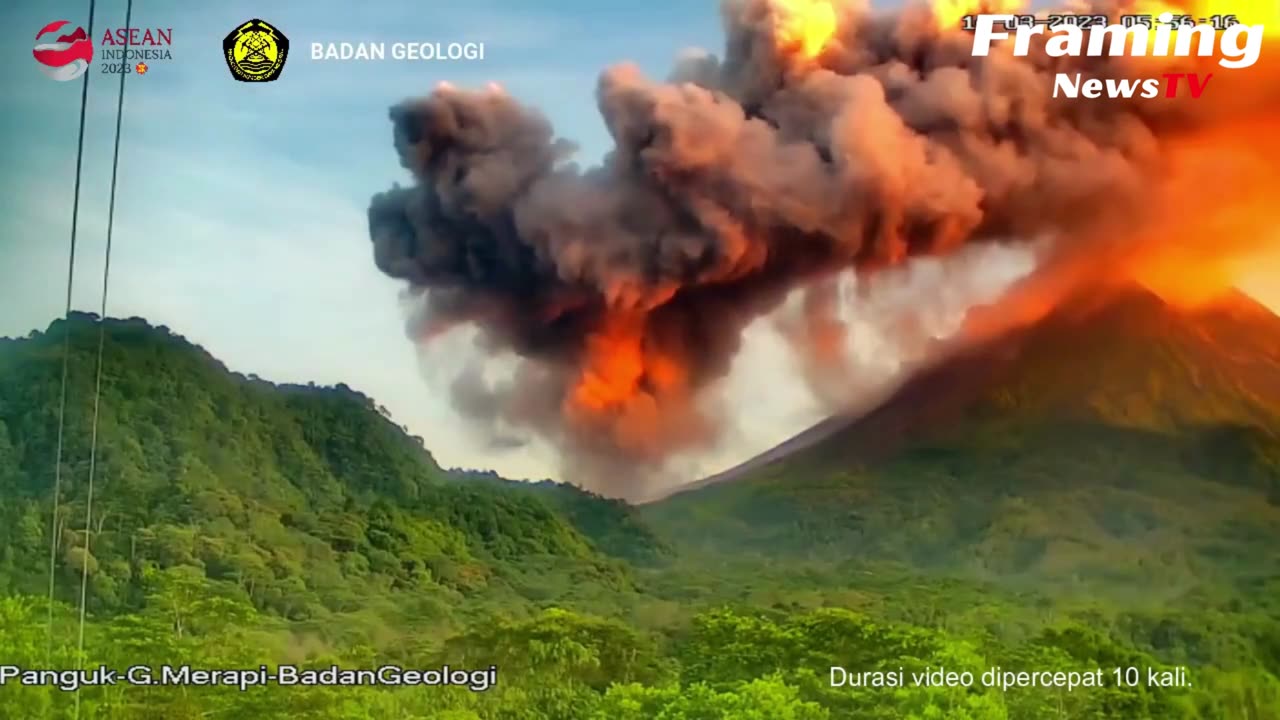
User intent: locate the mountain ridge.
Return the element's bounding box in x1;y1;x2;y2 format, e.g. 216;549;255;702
657;287;1280;502
3;304;1279;718
642;287;1280;592
0;312;665;619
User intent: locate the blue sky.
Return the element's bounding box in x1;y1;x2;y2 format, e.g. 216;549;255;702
0;0;734;482
2;0;1274;488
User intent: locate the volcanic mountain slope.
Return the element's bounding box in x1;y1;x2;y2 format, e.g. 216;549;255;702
645;287;1280;593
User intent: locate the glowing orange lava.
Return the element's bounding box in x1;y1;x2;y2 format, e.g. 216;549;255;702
773;0;839;58
1128;117;1280;309
922;0;1278;309
568;315;649;414
564;314;697;456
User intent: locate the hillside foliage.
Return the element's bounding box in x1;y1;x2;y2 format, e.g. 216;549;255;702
1;308;1278;718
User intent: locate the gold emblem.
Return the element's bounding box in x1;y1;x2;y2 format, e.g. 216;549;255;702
223;19;288;82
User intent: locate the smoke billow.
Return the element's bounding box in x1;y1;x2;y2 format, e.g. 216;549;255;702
367;0;1280;492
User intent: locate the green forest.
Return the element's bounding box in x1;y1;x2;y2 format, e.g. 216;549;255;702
1;306;1278;719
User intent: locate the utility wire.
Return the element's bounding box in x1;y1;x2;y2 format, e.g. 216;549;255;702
74;0;131;716
47;0;98;665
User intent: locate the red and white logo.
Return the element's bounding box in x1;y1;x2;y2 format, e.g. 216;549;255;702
33;20;94;81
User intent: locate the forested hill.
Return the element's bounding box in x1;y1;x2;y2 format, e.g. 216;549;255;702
0;312;665;619
2;313;1279;718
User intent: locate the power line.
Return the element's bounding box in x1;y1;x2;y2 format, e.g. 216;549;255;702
47;0;98;665
75;0;132;716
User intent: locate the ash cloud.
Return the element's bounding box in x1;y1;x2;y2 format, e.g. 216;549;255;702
367;0;1279;495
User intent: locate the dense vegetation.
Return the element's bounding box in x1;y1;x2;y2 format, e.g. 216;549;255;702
1;302;1278;718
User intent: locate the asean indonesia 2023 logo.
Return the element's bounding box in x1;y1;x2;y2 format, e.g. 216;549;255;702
223;19;289;82
33;20;93;81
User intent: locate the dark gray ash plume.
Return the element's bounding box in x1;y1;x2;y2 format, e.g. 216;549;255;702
366;0;1279;493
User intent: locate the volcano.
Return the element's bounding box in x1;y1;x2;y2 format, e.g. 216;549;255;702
675;286;1280;493
644;287;1280;592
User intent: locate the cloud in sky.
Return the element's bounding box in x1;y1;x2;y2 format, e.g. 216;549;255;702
0;0;730;483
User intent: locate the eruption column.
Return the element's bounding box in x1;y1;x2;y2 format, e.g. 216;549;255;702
366;0;1280;491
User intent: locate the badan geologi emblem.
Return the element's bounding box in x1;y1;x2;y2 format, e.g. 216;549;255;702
223;19;289;82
